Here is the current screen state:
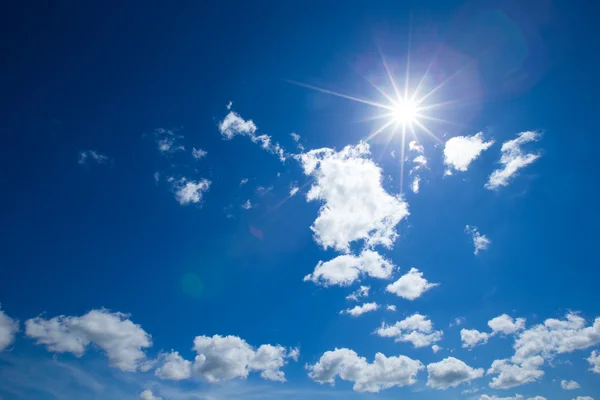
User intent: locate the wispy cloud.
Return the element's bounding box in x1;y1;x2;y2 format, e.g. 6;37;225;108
78;150;109;165
485;131;541;190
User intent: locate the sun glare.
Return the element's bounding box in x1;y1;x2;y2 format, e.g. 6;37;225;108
392;100;419;125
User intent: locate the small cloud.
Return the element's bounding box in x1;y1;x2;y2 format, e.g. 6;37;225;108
443;132;494;173
561;380;580;390
140;389;162;400
172;178;211;205
241;200;253;210
289;186;299;197
432;345;441;353
485;131;541;190
450;317;465;327
256;185;273;196
240;178;249;186
346;286;370;302
153;172;160;183
390;149;396;158
78;150;109;165
411;176;421;193
386;268;438;300
154;128;185;154
192;147;207;160
465;225;491;255
290;133;300;142
340;302;379;317
226;101;233;110
409;140;424;154
386;305;396;312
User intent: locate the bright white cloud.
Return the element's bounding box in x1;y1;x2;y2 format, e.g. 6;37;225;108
480;395;523;400
376;314;443;348
466;225;491;255
443;132;494;172
140;389;162;400
172;178;211;205
427;357;484;389
489;314;526;335
78;150;109;165
432;344;441;353
487;356;545;389
386;305;396;312
588;350;600;373
218;111;286;161
0;307;18;351
561;380;581;390
241;199;253;210
289;186;299;196
192;335;296;382
340;302;379;317
409;140;424;154
461;329;490;349
154;128;185;154
573;397;594;400
291;133;300;142
155;351;192;380
485;131;541;190
386;268;438;300
346;286;370;302
25;309;152;372
306;348;423;393
411;176;420;193
299;142;409;252
304;250;395;287
192;147;207;159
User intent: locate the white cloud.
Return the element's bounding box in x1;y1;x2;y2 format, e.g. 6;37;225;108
306;348;423;393
489;314;526;335
192;335;296;382
573;397;594;400
461;329;490;349
0;307;18;351
155;351;192;380
409;140;424;154
172;178;211;205
485;131;541;190
218;111;286;161
25;309;152;372
386;305;397;312
299;142;409;252
240;178;249;186
466;225;491;255
561;380;581;390
376;314;443;348
386;268;438;300
153;172;160;183
588;350;600;373
432;344;441;353
487;356;544;389
340;302;379;317
289;186;299;196
241;200;253;210
192;147;207;159
304;250;395;287
154;128;185;154
512;313;600;363
346;286;370;302
427;357;484;389
411;176;421;193
480;395;523;400
78;150;109;165
291;133;300;142
140;389;162;400
412;155;428;171
451;317;465;327
443;132;494;173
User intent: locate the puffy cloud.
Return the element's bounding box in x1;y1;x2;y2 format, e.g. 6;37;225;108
489;314;526;335
0;307;19;351
346;286;370;302
376;314;443;348
443;132;494;172
409;140;424;154
192;335;296;382
155;351;192;380
78;150;109;165
340;302;379;317
241;199;253;210
172;178;211;205
485;131;541;190
432;344;441;353
154;128;185;154
466;225;491;255
192;147;207;159
512;313;600;363
461;329;490;349
487;356;544;389
561;380;581;390
299;142;409;252
411;176;421;193
306;348;423;393
218;111;286;161
386;268;438;300
25;309;152;372
304;250;395;287
588;350;600;373
140;389;162;400
386;305;397;312
573;397;594;400
427;357;484;389
480;396;523;400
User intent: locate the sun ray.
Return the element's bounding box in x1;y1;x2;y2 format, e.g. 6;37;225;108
413;119;443;143
285;79;393;110
399;122;408;193
364;118;396;142
414;59;475;106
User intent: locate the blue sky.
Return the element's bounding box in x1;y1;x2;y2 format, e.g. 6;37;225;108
1;1;599;400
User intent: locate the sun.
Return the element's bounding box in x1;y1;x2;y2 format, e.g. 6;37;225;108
391;100;419;125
